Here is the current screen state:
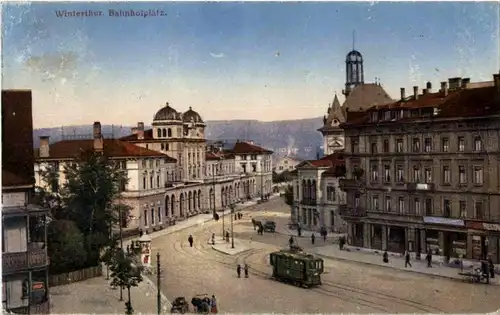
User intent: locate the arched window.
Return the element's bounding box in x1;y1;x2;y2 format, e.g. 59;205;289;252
157;129;161;138
198;189;201;209
165;196;170;217
171;195;175;216
143;177;147;190
144;210;148;226
151;208;155;225
188;191;192;211
162;128;167;137
158;206;161;223
168;128;172;137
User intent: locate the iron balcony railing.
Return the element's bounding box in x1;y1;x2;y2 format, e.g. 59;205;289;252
338;204;367;218
3;248;48;274
339;178;364;191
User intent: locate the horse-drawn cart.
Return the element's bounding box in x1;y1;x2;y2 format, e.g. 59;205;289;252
170;297;189;313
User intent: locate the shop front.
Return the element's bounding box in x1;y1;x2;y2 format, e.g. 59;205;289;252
467;221;500;263
370;224;383;250
351;222;364;247
423;216;466;262
387;226;405;253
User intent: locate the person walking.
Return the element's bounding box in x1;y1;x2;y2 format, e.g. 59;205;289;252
488;256;495;279
237;264;242;278
188;235;194;247
211;233;215;245
289;236;294;248
311;233;316;245
210;295;218;313
244;264;249;278
383;250;389;263
405;250;412;268
225;231;230;243
426;250;432;268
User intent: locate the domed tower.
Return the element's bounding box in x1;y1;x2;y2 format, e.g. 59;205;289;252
181;107;206;181
343;49;364;97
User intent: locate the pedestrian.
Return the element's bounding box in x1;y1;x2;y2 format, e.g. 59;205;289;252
383;250;389;263
239;213;242;219
322;227;327;242
311;233;315;245
188;235;194;247
244;264;249;278
405;250;412;268
211;233;215;245
289;236;294;247
235;213;237;221
210;295;218;313
225;231;230;243
297;226;302;237
237;264;242;278
426;250;432;268
488;257;495;279
339;236;346;250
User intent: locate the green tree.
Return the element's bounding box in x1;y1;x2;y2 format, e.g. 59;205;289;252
47;220;87;274
61;152;130;265
110;249;143;311
283;185;294;206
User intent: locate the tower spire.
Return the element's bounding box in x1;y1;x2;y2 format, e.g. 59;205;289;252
352;30;356;50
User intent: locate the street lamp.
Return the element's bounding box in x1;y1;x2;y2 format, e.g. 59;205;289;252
230;203;235;248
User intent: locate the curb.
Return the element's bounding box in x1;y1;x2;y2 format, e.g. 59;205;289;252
211;245;252;256
274;230;342;242
313;252;493;284
143;272;172;311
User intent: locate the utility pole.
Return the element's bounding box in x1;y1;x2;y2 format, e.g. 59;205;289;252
156;252;161;315
230;204;235;248
220;157;225;240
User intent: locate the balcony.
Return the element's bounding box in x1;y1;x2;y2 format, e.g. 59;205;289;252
300;199;317;206
338;204;367;218
339;178;364;191
406;182;435;192
3;248;48;274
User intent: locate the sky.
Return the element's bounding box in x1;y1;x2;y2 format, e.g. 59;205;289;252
2;1;500;128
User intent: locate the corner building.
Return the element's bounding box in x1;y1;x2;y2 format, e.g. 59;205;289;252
339;73;500;263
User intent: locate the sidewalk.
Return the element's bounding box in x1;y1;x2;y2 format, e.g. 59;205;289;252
310;245;500;285
210;238;251;255
50;269;171;314
273;219;346;240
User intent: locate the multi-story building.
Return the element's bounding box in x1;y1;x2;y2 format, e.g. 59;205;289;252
2;90;50;314
273;156;301;174
290;153;346;232
36;102;274;233
339;73;500;263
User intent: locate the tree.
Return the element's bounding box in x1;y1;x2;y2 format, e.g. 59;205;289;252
109;249;143;312
61;152;130;265
47;220;87;274
283;185;294;206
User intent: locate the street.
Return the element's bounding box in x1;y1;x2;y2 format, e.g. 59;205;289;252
151;198;500;313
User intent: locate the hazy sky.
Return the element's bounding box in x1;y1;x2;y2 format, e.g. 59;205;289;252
2;2;499;128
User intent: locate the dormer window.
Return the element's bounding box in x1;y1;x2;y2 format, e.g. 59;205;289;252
371;112;378;122
384;111;391;120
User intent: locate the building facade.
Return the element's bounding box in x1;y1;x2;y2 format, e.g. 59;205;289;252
2;90;50;314
273;156;301;174
290;153;346;232
36;103;274;234
339;74;500;263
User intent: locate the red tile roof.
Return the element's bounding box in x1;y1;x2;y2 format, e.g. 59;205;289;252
2;170;33;187
36;139;176;161
342;84;500;127
230;141;273;154
120;129;154;141
297;152;345;169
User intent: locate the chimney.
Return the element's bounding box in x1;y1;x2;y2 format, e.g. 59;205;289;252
448;77;462;90
400;88;406;100
93;121;103;152
137;122;144;140
441;81;448;96
422;89;428;95
131;127;138;134
493;73;500;89
426;81;432;92
39;136;50;158
461;78;470;88
413;86;418;100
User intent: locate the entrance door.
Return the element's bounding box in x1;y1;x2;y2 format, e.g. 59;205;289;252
415;229;421;259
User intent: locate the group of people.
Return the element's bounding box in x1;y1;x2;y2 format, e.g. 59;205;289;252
236;264;249;278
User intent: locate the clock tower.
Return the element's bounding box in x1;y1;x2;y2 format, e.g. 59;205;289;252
317;93;345;156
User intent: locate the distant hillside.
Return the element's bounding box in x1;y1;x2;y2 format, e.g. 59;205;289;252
33;117;324;160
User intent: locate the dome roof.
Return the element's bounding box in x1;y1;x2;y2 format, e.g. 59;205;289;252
154;102;181;121
346;50;363;61
182;107;204;123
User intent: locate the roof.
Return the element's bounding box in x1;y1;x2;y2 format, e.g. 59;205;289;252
297;152;345;169
319;94;346;133
154;102;181;121
120;129;154;141
182;107;204;123
230;141;273;154
342;84;500;128
36;139;177;161
206;151;234;161
343;83;394;112
2;170;33;187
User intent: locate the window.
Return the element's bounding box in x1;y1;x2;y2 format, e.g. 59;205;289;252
458;137;465;152
424;168;432;183
149;160;153;168
151;208;155;225
383;139;390;153
458;165;466;184
475;202;484;220
442;137;449;152
351;138;359;153
442;166;451;184
162;129;167;137
156;160;160;167
413;166;421;182
459;200;466;218
443;199;451;217
396;139;404;153
473;137;483;151
157;129;162;138
142;176;146;189
326;186;335;201
414;198;421;215
354;193;360;207
473;167;483;185
144;210;148;226
384;165;391;182
371;142;378;154
412;138;420;152
385;196;392;212
396;165;404;182
398;197;405;213
156;175;160;188
168;128;172;137
161;143;165;150
150;176;153;189
158;207;162;223
424;138;432;152
372;195;379;211
425;198;433;216
370;164;379;182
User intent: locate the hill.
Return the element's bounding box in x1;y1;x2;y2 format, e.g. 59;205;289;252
33;117;324;160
